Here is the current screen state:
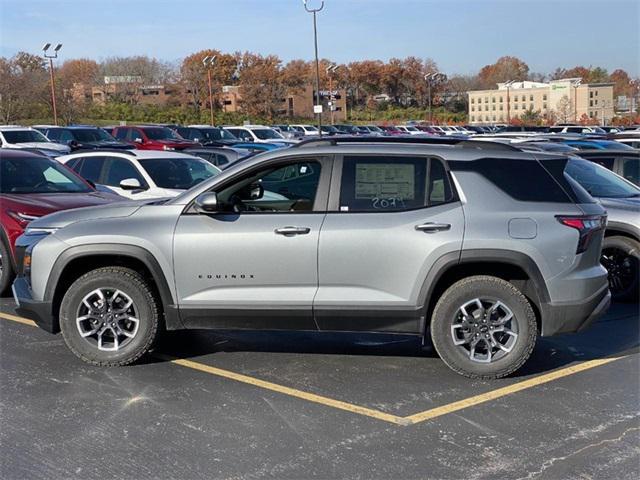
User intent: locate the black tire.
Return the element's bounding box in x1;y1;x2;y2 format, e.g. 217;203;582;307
430;275;537;379
601;236;639;303
0;240;14;297
59;267;160;366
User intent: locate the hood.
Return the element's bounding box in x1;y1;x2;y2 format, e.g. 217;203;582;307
150;139;199;147
9;142;70;153
26;198;157;230
2;191;122;215
74;140;130;150
598;196;640;212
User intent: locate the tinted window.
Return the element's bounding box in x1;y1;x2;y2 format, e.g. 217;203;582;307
104;158;144;187
2;130;49;143
0;156;91;193
451;157;572;203
78;157;105;183
59;130;74;142
217;161;321;213
565;157;640;198
340;156;452;212
46;129;60;141
622;158;639;186
114;128;128;140
138;158;219;190
142;127;181;140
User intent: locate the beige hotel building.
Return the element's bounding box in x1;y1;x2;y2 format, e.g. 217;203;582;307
468;78;614;125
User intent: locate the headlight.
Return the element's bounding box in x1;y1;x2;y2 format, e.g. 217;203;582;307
7;211;40;226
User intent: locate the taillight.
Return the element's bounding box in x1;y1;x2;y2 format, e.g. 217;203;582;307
556;215;607;254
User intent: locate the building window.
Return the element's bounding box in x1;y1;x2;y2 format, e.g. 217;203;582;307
492;115;496;121
471;115;475;121
471;106;475;111
492;97;496;103
514;104;518;110
485;105;488;111
595;91;598;96
590;91;593;98
471;98;474;104
590;100;593;107
499;105;503;111
485;97;489;103
492;105;495;111
485;115;490;121
543;94;547;101
595;99;598;105
499;96;503;102
543;103;547;110
530;104;533;110
513;95;518;102
530;95;533;101
499;115;504;121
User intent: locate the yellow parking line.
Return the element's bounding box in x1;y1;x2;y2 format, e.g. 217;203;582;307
0;311;37;327
0;311;627;426
404;357;622;424
157;354;408;425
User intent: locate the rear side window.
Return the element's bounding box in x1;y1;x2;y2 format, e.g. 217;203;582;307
622;158;639;186
78;157;105;183
114;128;128;140
339;156;454;212
451;157;574;203
539;158;595;204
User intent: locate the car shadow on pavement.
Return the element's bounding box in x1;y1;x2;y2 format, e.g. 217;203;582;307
153;302;639;378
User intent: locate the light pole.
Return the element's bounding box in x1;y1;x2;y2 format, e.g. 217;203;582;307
42;43;62;125
572;79;582;124
202;55;217;126
504;80;515;124
424;72;446;124
303;0;324;136
326;63;339;125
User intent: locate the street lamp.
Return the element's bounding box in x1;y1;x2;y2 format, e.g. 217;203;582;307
202;55;217;126
503;80;515;124
424;72;447;124
43;43;62;125
303;0;324;136
326;63;339;125
571;79;582;123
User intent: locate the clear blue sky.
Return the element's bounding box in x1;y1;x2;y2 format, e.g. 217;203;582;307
1;0;638;76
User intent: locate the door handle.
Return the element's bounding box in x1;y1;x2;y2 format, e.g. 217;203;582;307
415;222;451;233
275;226;311;236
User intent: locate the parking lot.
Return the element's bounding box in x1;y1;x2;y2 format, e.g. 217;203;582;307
1;292;638;479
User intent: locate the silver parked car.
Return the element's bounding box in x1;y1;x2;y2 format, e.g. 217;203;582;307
13;139;610;378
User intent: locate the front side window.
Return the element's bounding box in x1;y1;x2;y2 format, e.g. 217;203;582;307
104;158;145;187
0;156;91;193
139;158;219;190
216;161;321;213
339;156;453;212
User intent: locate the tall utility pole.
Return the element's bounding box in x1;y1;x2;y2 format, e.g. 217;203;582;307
504;80;515;124
326;63;339;125
424;72;447;124
42;43;62;125
202;55;217;126
572;79;582;124
303;0;324;136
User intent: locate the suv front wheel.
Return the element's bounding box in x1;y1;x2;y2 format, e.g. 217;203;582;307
430;276;537;379
59;267;160;366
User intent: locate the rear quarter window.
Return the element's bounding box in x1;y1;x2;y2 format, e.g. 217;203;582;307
450;157;574;203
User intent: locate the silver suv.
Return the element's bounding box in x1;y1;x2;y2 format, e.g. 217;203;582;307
12;138;611;378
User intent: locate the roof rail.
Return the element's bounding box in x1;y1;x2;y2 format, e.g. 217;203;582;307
73;148;138;155
293;135;521;151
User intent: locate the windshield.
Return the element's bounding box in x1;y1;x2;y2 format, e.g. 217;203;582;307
72;128;117;142
565;157;640;198
252;128;284;140
139;157;220;190
143;127;182;140
0;156;92;193
2;130;50;143
197;128;237;141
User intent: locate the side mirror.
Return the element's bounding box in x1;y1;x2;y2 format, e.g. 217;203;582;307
248;183;264;200
119;178;143;190
194;192;219;213
134;137;143;143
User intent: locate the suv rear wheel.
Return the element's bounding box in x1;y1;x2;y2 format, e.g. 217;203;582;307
430;275;537;379
59;267;160;366
601;236;639;303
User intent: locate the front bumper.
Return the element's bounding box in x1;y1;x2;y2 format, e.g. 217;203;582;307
540;284;611;336
12;276;57;333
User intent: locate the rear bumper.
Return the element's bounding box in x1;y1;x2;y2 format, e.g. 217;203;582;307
540;284;611;336
12;276;57;333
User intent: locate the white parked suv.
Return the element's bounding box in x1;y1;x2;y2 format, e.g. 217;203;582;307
0;126;70;154
223;125;297;145
58;150;220;200
290;125;320;136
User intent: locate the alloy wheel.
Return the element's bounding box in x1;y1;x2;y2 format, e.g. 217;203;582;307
76;288;139;351
601;248;637;296
451;298;519;363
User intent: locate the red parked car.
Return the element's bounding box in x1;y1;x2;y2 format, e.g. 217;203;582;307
112;126;200;151
0;149;122;292
378;125;405;135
